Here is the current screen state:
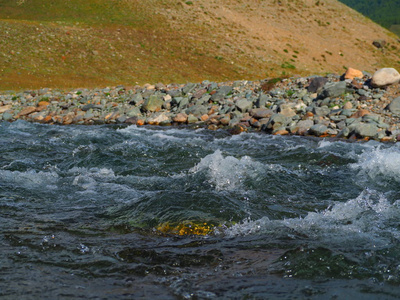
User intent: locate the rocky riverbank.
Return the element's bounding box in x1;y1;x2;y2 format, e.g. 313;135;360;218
1;67;400;141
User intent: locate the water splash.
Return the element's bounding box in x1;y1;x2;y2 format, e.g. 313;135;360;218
223;189;400;249
0;169;59;187
189;150;263;191
351;146;400;185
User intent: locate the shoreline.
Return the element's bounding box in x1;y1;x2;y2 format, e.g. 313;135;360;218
1;69;400;142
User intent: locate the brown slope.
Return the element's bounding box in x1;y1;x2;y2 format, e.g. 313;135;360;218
164;0;400;74
0;0;399;90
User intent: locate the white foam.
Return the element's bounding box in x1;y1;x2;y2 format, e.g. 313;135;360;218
0;169;59;187
70;167;116;191
152;133;180;141
317;140;333;148
351;146;400;183
118;125;193;136
68;167;115;178
189;150;264;191
223;189;400;248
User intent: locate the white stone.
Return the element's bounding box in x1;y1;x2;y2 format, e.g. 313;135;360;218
371;68;400;87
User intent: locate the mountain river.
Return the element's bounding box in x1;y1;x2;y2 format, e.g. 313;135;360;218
1;121;400;299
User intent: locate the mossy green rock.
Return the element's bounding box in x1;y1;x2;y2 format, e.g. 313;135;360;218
142;95;164;112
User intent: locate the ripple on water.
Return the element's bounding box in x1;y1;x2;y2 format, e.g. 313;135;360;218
3;122;400;298
223;189;400;249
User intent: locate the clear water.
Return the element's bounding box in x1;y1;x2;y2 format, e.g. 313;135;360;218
1;120;400;299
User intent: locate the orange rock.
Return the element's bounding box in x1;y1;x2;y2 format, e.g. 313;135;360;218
38;101;50;107
381;136;394;142
274;129;289;135
104;112;113;120
43;115;53;123
304;111;314;119
350;109;370;118
344;67;363;80
136;119;145;126
208;105;218;115
200;114;209;122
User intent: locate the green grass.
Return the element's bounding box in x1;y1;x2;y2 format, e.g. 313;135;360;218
281;62;296;69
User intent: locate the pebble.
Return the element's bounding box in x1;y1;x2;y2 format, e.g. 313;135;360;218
1;67;400;142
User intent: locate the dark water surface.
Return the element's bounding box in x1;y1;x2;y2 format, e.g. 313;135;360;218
1;121;400;299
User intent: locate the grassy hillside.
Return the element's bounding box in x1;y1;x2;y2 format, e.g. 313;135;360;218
339;0;400;29
0;0;399;90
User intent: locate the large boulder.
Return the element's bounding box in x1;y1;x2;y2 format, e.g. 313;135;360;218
371;68;400;87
